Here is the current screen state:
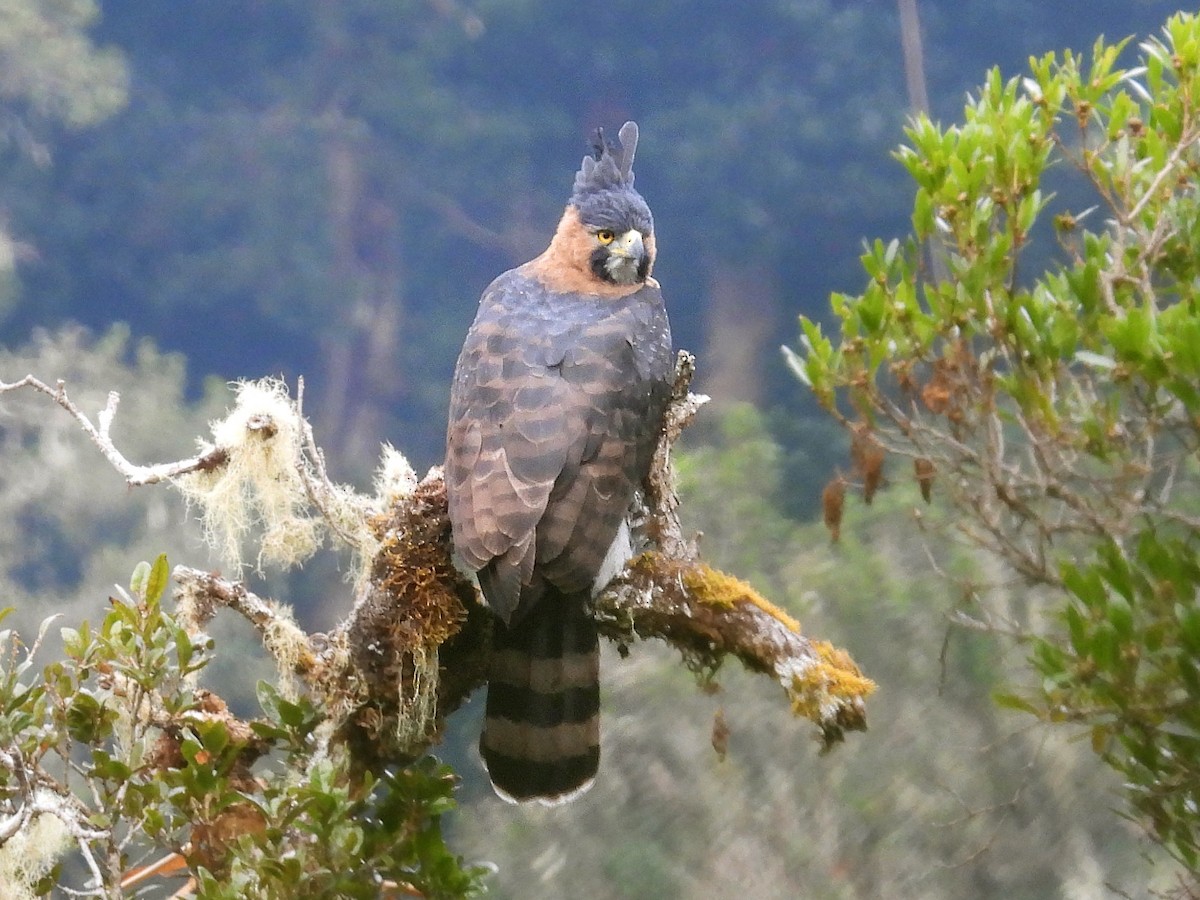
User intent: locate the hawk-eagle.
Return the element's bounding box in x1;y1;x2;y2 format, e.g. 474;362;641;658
446;122;673;803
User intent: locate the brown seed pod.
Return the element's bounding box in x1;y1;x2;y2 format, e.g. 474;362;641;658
914;457;935;503
822;476;847;543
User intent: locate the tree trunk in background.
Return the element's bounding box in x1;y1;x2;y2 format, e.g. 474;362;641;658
897;0;931;115
317;125;404;472
897;0;949;284
698;264;778;407
307;0;405;475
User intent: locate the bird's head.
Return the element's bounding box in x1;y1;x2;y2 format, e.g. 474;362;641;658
568;122;655;286
524;122;656;295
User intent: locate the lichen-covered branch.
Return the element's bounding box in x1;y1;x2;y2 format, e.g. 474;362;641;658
602;351;872;745
596;554;872;747
0;748;111;895
172;565;319;678
173;567;285;639
643;350;707;558
3;356;874;771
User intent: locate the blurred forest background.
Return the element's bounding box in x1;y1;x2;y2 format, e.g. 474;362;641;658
0;1;1191;897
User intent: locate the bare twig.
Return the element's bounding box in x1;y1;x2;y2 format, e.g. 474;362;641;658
1122;125;1200;225
0;375;228;485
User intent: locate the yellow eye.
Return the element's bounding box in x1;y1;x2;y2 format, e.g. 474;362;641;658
596;229;615;245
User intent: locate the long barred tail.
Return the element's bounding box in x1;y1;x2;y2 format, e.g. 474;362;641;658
481;595;600;804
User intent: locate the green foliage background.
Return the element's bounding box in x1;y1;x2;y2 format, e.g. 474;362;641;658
794;8;1200;888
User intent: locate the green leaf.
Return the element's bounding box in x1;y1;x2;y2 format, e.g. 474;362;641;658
175;626;196;673
145;553;171;605
129;561;151;602
275;696;309;730
89;749;131;782
1107;594;1134;640
1065;602;1089;654
60;626;82;657
66;692;107;744
993;691;1040;716
1092;623;1119;673
1062;562;1105;610
194;717;232;757
1177;603;1200;654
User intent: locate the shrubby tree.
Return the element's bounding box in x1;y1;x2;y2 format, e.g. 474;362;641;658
790;11;1200;882
0;556;481;898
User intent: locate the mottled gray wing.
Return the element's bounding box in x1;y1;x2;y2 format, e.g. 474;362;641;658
446;276;669;624
446;280;588;622
531;314;664;595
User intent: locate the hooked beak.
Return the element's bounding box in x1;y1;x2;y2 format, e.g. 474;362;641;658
601;229;648;285
607;229;645;260
591;227;650;286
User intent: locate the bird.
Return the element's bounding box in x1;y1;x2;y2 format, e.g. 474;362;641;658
445;121;673;804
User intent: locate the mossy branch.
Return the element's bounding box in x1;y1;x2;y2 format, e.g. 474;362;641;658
596;554;872;748
601;351;872;746
4;355;874;771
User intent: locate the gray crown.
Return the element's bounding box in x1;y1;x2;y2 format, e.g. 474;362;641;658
571;121;639;202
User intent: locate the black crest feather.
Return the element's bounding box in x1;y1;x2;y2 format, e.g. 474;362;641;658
572;121;639;202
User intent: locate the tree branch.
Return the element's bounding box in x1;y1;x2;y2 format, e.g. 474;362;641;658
3;357;875;771
0;375;229;485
